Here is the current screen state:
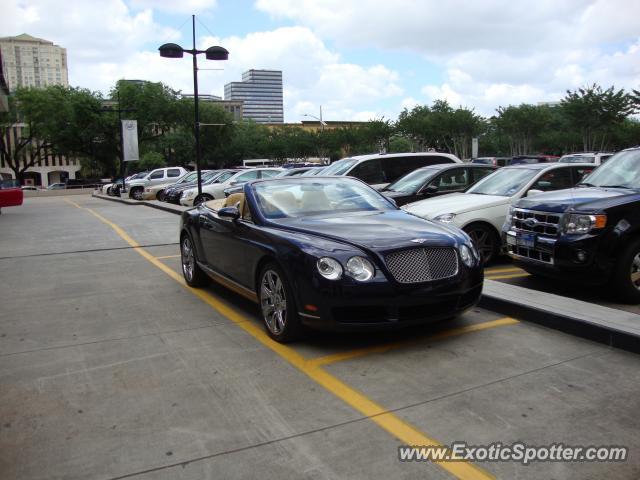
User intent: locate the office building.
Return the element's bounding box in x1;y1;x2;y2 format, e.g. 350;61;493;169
224;70;283;124
0;34;68;91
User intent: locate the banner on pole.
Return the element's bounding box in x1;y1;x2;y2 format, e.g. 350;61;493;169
122;120;139;161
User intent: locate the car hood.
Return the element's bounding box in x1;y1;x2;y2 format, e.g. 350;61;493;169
403;193;510;218
516;187;638;213
269;210;463;251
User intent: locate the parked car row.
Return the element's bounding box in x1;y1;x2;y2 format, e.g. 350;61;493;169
177;147;640;343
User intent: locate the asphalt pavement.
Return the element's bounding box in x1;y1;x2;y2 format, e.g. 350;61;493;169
1;195;639;480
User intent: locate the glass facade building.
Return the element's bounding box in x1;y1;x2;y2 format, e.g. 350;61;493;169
224;70;283;124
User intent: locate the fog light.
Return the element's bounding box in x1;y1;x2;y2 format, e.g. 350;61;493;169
575;250;587;262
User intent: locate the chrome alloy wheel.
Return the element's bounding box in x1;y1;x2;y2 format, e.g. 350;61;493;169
260;269;287;335
631;252;640;291
181;237;195;282
467;228;494;263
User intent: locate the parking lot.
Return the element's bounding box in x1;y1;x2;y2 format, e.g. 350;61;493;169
1;195;640;479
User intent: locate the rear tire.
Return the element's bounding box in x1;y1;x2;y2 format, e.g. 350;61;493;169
156;190;165;202
258;263;302;343
180;234;209;287
612;237;640;303
463;223;499;266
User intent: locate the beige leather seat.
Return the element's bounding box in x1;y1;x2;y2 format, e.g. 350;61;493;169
271;191;297;214
301;190;330;211
223;193;245;213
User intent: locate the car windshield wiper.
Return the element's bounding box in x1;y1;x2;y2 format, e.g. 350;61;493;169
600;185;631;189
576;182;594;187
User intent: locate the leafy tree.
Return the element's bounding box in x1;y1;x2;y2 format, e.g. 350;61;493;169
138;151;166;171
560;84;636;151
0;86;106;182
493;104;552;155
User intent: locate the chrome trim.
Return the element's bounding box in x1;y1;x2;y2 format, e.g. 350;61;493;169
298;312;321;319
198;262;259;302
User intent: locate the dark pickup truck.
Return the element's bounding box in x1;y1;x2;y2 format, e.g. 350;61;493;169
503;147;640;302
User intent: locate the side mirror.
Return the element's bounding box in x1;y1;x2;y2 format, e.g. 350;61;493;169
218;206;240;219
423;184;439;194
526;189;544;197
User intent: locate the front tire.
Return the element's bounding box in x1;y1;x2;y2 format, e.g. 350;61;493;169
258;263;302;343
180;234;209;287
464;223;499;266
194;194;213;206
613;238;640;303
129;187;144;201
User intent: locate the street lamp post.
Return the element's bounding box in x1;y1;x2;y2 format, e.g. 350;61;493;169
302;105;326;131
159;15;228;196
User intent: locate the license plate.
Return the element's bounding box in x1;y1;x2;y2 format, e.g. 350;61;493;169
516;232;536;248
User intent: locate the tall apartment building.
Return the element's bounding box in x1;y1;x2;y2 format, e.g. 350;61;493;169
224;70;283;124
0;34;68;91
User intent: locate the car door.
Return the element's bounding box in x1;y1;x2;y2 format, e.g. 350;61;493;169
571;165;595;184
467;167;496;188
423;167;469;197
147;169;165;186
527;167;574;194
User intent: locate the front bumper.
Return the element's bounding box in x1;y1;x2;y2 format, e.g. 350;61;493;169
180;196;195;207
293;269;483;331
505;229;612;284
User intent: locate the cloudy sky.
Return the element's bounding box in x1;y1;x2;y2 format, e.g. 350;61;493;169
2;0;639;122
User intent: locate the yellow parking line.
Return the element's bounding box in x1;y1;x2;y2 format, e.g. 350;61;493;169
155;254;181;260
307;317;519;368
484;267;523;274
486;273;531;280
67;198;496;480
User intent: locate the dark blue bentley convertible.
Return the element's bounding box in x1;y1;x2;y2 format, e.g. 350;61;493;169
179;177;483;342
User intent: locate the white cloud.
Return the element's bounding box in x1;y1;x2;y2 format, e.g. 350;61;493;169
255;0;640;55
129;0;217;13
76;25;403;121
257;0;640;117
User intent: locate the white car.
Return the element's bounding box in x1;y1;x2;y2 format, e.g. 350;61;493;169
319;152;462;190
559;151;615;166
127;167;189;200
140;170;216;200
402;163;596;263
180;168;283;206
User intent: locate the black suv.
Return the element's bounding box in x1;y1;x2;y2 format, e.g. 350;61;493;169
503;147;640;302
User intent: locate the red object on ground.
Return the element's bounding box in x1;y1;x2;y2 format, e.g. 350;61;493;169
0;187;23;208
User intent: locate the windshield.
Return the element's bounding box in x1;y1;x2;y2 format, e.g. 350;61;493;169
560;155;595;164
472;158;493;165
581;150;640;189
385;168;438;194
177;172;198;184
467;168;538;196
253;178;395;219
320;158;359;176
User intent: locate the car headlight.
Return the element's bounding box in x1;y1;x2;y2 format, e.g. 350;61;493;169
182;190;195;199
317;257;343;280
460;244;475;267
564;214;606;234
504;206;515;227
434;213;456;223
345;256;375;281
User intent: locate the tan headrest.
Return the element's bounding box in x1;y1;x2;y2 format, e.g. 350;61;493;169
223;192;245;211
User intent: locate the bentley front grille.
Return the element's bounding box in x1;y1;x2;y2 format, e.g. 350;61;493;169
384;247;459;284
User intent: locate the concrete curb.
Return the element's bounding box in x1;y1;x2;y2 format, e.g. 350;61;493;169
92;192;187;215
480;280;640;354
92;191;640;353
